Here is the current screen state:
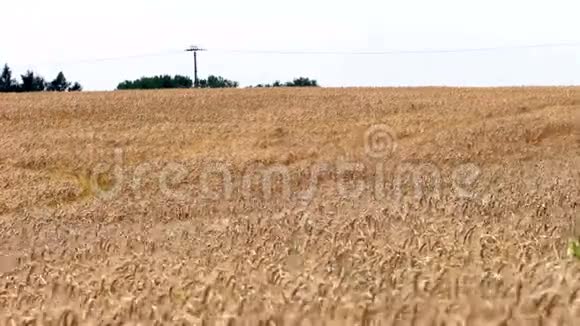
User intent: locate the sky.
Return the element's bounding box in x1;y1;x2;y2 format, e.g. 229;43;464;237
2;0;580;90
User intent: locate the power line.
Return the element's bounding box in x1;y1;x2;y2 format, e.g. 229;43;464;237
212;41;580;55
10;49;185;68
8;41;580;68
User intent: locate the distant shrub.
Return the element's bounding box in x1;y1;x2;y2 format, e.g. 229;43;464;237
19;71;47;92
117;75;193;90
47;72;71;92
0;64;18;92
198;75;239;88
252;77;318;88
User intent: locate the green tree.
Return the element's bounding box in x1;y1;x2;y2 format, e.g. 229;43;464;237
117;75;193;90
286;77;318;87
251;77;318;88
68;82;83;92
0;64;18;92
117;80;135;89
19;71;46;92
198;75;239;88
47;72;71;92
173;75;194;88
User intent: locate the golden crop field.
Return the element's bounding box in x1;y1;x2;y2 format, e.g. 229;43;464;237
0;87;579;325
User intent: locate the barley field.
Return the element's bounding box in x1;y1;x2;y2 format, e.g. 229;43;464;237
0;87;579;325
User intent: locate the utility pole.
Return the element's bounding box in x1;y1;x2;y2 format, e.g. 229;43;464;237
185;46;206;88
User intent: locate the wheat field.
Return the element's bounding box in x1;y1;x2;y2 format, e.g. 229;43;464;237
0;87;579;325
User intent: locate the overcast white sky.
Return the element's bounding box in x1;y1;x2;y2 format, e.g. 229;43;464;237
2;0;579;90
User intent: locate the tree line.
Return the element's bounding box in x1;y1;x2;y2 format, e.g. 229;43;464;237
0;64;82;93
117;75;318;90
1;61;319;92
116;75;240;90
251;77;318;88
117;75;194;90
